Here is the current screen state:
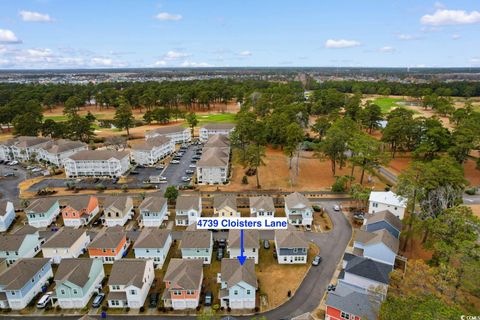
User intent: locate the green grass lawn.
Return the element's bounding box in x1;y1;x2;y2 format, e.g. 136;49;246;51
197;113;236;124
371;97;404;114
44;114;107;122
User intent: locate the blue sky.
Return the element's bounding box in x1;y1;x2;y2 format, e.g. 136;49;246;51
0;0;479;69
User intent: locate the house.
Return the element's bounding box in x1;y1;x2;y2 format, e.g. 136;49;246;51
88;226;128;263
1;136;50;162
213;196;239;217
25;198;60;228
175;194;202;226
338;256;392;297
0;258;53;310
0;227;41;265
62;196;100;228
41;228;90;264
325;282;380;320
249;196;275;217
284;192;313;226
219;259;257;309
103;196;134;227
353;229;399;266
36;139;88;167
0;200;15;232
54;258;105;309
133;228;172;268
162;258;203;310
227;230;260;264
196;134;231;185
180;224;213;264
364;210;402;239
107;259;154;309
131;136;174;166
63;150;130;178
274;227;309;264
145;125;191;144
199;123;235;142
368;191;407;220
139;196;168;227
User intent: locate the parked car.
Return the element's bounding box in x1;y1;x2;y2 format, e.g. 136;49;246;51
333;205;341;212
158;180;168;184
204;291;213;306
312;255;323;266
185;169;194;174
155;165;164;170
171;160;180;164
305;225;312;231
159;176;167;181
217;239;226;248
327;284;336;292
130;171;140;175
216;247;224;260
181;176;191;182
92;292;105;308
149;292;159;308
9;161;18;166
37;291;53;309
188;164;196;168
3;172;15;177
263;240;270;249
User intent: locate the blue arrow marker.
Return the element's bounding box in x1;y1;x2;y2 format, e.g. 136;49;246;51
237;229;247;265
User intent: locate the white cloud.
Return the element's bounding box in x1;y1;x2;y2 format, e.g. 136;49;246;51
238;50;252;56
470;57;480;65
180;60;213;67
379;46;395;53
19;10;53;22
26;48;53;57
0;29;20;43
452;34;461;40
325;39;360;49
154;60;167;66
164;50;190;60
397;34;419;41
155;12;182;21
421;9;480;26
90;57;128;67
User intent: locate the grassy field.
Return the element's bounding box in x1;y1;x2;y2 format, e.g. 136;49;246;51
197;113;236;124
371;97;404;113
43;114;108;121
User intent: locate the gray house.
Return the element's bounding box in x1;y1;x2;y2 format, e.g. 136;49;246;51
274;227;309;264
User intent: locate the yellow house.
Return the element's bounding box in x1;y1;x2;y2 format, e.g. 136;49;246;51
213;196;239;217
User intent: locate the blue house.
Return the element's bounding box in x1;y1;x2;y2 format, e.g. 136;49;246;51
0;258;53;310
25;198;60;228
0;200;15;232
364;210;402;238
0;225;41;265
133;228;172;268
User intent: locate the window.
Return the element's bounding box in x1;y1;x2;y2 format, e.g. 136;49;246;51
130;290;136;295
61;290;65;295
234;290;238;295
73;289;78;294
340;311;350;319
246;290;251;295
252;248;256;252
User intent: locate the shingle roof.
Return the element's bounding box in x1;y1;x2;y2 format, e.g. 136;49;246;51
147;125;187;136
68;150;129;161
131;136;171;151
354;229;399;254
108;259;148;288
13;136;50;148
365;210;402;231
213;196;237;211
285;192;311;210
202;123;235;131
103;196;132;212
249;196;275;213
197;147;229;167
204;134;231;148
133;228;170;249
13;224;38;235
326;283;380;319
275;227;309;248
41;139;86;154
25;198;58;214
344;256;393;284
64;196;97;213
139;196;167;213
88;227;126;249
163;258;203;290
221;258;257;289
54;258;96;287
0;234;29;251
228;229;259;249
369;191;407;208
343;252;357;262
175;195;201;212
180;229;212;249
0;258;51;290
42;228;87;248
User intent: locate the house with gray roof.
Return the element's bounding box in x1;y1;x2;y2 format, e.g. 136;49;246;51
87;226;128;263
0;200;15;232
103;196;134;227
213;195;239;217
54;258;105;309
139;196;168;227
162;258;203;310
6;136;51;162
0;258;53;310
25;198;60;228
197;134;231;185
274;226;309;264
41;228;90;264
131;136;174;166
353;229;399;266
133;228;172;268
36;139;88;167
284;192;313;227
0;227;41;265
64;149;131;178
107;259;154;309
145;125;191;144
227;230;260;264
175;194;202;226
364;210;402;238
180;224;213;264
249;196;275;217
199;123;235;142
219;258;257;309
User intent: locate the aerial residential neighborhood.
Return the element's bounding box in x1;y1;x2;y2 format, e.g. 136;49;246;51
0;1;479;319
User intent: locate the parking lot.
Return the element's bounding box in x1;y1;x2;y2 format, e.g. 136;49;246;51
158;143;200;187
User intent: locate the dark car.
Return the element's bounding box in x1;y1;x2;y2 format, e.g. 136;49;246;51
216;247;224;260
217;239;226;248
204;291;213;306
149;292;159;308
263;240;270;249
92;293;105;308
130;171;140;175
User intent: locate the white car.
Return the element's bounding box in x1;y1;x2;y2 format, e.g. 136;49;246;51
171;160;180;164
9;161;18;166
182;176;191;182
37;291;53;309
333;205;341;212
188;164;196;168
158;180;168;184
32;168;42;172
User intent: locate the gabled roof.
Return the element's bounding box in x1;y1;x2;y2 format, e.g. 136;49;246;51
88;227;126;249
369;191;407;208
197;147;229;167
64;196;97;213
249;196;275;212
131;136;171;151
68;150;129;161
147;125;187;136
108;259;148;288
344;256;392;284
326;283;380;319
275;226;309;248
13;136;50;148
175;195;201;212
41;139;86;154
133;228;170;249
365;210;402;231
228;229;259;249
202;123;235;131
213;196;237;211
0;234;29;251
42;228;87;248
103;196;132;212
163;258;203;290
0;258;51;290
54;258;97;287
204;134;231;148
354;229;399;254
139;196;167;213
180;226;212;249
25;198;58;214
13;224;38;235
221;258;257;289
285;192;311;210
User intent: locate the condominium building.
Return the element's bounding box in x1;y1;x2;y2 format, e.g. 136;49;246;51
145;125;191;144
199;123;235;142
64;150;130;178
131;136;174;166
196;134;230;185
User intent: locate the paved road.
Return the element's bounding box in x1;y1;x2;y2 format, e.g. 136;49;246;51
0;164;29;206
160;144;198;188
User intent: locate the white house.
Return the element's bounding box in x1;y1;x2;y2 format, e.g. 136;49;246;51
36;139;88;167
41;228;90;264
1;136;50;162
180;224;213;264
213;196;239;217
145;125;191;144
249;196;275;217
131;136;175;166
274;227;309;264
227;230;260;264
64;150;130;178
107;259;154;309
139;196;168;227
196;135;231;185
219;259;257;309
199;123;235;142
103;196;134;227
24;198;60;228
0;200;15;232
175;194;202;226
284;192;313;227
353;229;399;266
133;228;172;268
368;191;407;220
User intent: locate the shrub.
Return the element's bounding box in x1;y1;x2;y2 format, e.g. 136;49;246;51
96;183;106;191
227;307;231;312
157;306;165;312
196;306;201;311
125;307;130;312
121;184;129;192
331;176;349;192
254;306;260;313
101;305;108;311
312;205;321;212
465;188;477;195
139;306;145;313
212;304;220;311
242;175;249;184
